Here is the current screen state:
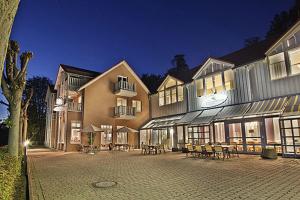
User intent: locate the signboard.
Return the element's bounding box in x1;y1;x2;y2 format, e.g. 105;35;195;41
201;93;228;108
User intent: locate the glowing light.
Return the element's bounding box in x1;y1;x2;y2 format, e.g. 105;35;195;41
24;140;30;147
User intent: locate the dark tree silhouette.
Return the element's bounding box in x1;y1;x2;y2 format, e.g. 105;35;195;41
141;74;164;94
25;76;52;144
266;0;300;38
166;55;191;83
244;37;261;47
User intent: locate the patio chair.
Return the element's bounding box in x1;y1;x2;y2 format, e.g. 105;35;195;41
141;144;148;154
204;144;214;158
149;146;157;155
186;144;195;158
214;146;225;160
194;145;203;158
79;144;88;153
229;143;239;158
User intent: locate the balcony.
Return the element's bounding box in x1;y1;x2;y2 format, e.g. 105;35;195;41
114;81;137;97
67;102;82;112
114;106;136;119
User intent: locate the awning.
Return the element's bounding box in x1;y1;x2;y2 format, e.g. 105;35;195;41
141;115;184;129
191;108;222;125
81;124;104;132
283;95;300;116
176;111;202;125
244;97;287;116
215;103;250;120
117;126;138;133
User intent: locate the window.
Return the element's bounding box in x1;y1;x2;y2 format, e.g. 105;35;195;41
214;73;223;93
132;100;142;112
269;52;287;80
117;132;128;144
70;121;81;144
100;125;112;145
224;70;234;90
118;75;128;82
196;79;204;97
117;98;127;107
171;88;177;103
159;91;164;106
165;89;171;104
289;48;300;75
205;76;214;95
177;85;184;101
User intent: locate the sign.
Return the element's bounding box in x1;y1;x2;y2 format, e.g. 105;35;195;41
201;92;228;108
70;128;81;144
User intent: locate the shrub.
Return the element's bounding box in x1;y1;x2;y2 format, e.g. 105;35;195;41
0;147;23;200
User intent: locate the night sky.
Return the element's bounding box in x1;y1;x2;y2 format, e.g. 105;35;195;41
0;0;294;118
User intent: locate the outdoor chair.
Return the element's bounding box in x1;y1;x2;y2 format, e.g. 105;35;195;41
186;144;195;158
149;146;157;155
214;145;225;160
79;144;88;153
228;143;239;158
194;145;203;158
141;144;149;154
204;144;214;158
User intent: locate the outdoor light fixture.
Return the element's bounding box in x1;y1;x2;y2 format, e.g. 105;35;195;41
24;139;30;147
54;97;66;112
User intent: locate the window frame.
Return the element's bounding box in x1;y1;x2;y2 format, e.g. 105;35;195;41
132;100;142;112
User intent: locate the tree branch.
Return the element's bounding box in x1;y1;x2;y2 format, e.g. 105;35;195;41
0;100;9;107
1;74;12;101
17;51;33;81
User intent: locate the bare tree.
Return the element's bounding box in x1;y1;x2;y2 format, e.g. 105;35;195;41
1;40;33;156
20;88;33;145
0;0;20;83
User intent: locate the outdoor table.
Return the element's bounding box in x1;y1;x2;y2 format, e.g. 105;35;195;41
114;144;129;151
148;145;158;154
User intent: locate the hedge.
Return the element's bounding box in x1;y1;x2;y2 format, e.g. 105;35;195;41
0;147;24;200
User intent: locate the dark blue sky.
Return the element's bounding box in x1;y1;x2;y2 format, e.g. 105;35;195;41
0;0;294;118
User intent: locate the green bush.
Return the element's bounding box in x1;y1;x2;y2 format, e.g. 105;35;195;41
0;147;23;200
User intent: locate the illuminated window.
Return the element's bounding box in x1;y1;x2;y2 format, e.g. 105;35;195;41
289;48;300;75
171;88;177;103
132;100;142;112
159;91;164;106
165;89;171;104
196;79;204;97
70;121;81;144
224;70;234;90
117;98;127;107
177;86;184;101
268;52;287;80
205;76;214;95
214;73;223;93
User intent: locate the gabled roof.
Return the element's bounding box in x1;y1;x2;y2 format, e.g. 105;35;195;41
157;75;184;91
192;57;234;80
78;60;150;94
266;20;300;55
60;64;100;77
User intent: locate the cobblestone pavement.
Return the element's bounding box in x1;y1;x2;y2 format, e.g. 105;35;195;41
27;148;300;200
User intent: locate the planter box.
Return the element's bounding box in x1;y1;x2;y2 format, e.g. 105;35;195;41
261;148;277;159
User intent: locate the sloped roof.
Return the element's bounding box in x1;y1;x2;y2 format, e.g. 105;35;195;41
219;36;279;67
60;64;100;77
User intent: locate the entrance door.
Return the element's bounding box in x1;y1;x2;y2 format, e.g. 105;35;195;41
227;123;244;151
244;121;263;153
280;118;300;158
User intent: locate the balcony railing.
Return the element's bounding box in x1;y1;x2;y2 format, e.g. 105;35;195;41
115;81;136;92
68;76;90;91
114;106;136;118
68;102;82;112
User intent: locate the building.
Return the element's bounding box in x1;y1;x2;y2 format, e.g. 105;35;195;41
45;61;150;151
141;21;300;158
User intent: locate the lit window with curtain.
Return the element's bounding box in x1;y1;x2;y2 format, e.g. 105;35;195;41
214;73;223;93
196;79;204;96
165;89;171;104
171;88;177;103
224;70;234;90
288;48;300;75
159;91;164;106
205;76;214;95
268;52;287;80
132;100;142;112
177;85;184;101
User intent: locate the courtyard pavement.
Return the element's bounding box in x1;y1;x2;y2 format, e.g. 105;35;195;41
27;148;300;200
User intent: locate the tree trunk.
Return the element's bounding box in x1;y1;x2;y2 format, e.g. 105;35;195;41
23;117;28;142
0;0;19;82
19;114;23;145
8;99;21;156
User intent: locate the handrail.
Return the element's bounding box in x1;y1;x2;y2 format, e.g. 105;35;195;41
114;81;136;92
114;106;136;116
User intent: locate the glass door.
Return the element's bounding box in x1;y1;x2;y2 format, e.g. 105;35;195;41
244;121;263;153
227;123;244;151
280;118;300;158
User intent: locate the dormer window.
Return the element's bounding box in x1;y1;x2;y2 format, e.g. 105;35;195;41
288;47;300;75
118;75;128;82
268;52;287;80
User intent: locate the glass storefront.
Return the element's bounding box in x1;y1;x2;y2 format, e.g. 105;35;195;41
228;123;244;151
116;132;128;144
214;122;225;143
187;125;211;145
281;118;300;157
265;117;282;153
244;121;262;153
150;128;173;149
